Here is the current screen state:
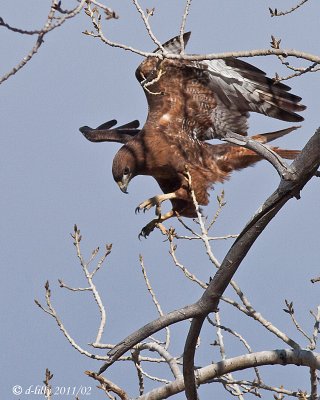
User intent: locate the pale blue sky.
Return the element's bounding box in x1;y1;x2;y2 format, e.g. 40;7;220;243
1;0;319;398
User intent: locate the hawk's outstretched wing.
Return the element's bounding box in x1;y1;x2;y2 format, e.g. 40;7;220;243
136;32;305;141
80;120;140;144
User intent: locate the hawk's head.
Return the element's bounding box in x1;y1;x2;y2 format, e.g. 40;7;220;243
112;143;144;194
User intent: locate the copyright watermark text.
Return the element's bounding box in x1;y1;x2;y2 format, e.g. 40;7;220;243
12;385;92;396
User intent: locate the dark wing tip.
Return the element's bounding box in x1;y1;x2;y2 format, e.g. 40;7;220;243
79;126;99;142
79;125;91;134
96;119;118;130
116;120;140;129
79;120;141;143
290;113;305;122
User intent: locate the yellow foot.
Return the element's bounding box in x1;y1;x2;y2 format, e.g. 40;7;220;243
135;193;176;216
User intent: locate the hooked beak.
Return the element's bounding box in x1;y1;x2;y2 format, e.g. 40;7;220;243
117;175;131;194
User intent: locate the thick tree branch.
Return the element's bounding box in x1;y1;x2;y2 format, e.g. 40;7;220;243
183;127;320;399
138;349;320;400
98;302;202;374
223;131;291;179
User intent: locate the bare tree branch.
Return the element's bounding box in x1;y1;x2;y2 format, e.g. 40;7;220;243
83;4;320;71
43;368;53;400
179;0;192;54
35;227;114;360
310;306;320;350
134;342;182;380
132;0;164;51
310;368;318;400
138;349;320;400
213;312;245;399
269;0;310;17
85;371;129;400
182;128;320;399
0;0;87;85
139;255;170;349
207;315;262;383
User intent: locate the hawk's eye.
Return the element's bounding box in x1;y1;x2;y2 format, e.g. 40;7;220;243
123;167;130;175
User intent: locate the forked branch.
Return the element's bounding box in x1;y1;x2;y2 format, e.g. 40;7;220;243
183;127;320;399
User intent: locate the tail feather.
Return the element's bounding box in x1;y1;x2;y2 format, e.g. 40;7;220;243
272;148;300;160
213;125;300;173
252;125;300;143
252;125;300;159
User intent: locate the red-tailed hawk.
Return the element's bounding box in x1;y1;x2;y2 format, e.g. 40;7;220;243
80;33;305;237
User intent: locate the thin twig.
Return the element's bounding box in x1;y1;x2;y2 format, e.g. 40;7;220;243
274;60;319;82
179;0;192;54
132;0;164;51
309;306;320;350
206;190;226;232
131;349;145;395
284;300;313;347
35;281;106;359
213;313;245;400
269;0;310;17
72;226;109;345
132;359;170;384
137;342;182;379
0;17;42;34
139;255;170;349
43;369;53;400
209;377;298;398
207;315;262;383
85;371;130;400
0;0;86;85
168;234;207;289
90;0;118;18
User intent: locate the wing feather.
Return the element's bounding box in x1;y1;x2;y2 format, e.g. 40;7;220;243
80;120;140;143
135;32;306;143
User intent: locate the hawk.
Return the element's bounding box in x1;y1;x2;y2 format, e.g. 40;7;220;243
80;32;305;237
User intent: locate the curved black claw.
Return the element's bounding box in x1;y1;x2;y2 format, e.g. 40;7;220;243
138;221;157;239
135;205;148;214
138;221;168;240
